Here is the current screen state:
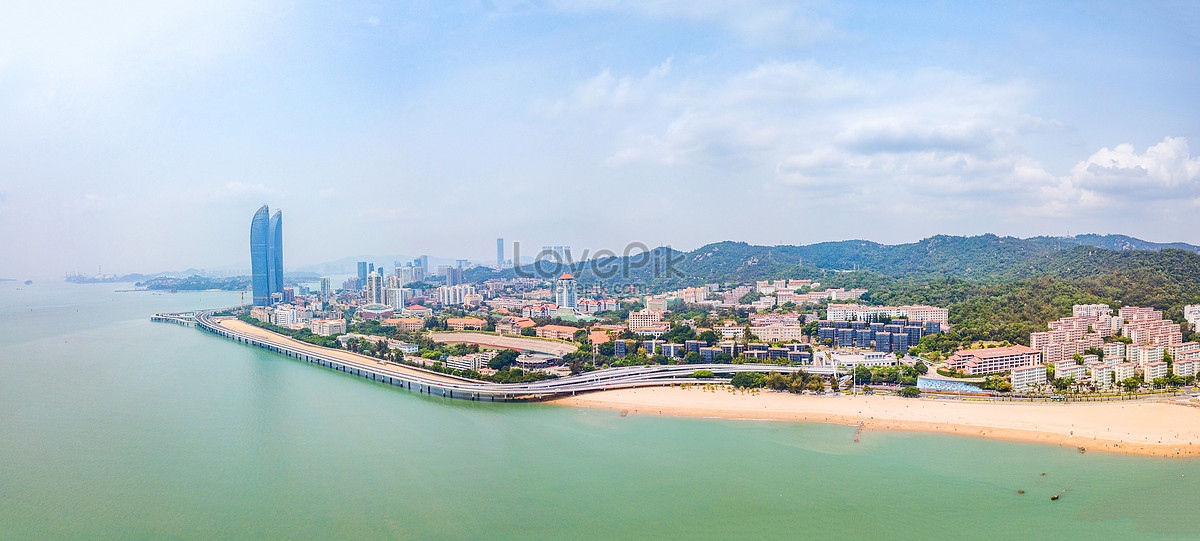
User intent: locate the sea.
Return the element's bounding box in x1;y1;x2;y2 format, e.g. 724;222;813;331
2;281;1198;539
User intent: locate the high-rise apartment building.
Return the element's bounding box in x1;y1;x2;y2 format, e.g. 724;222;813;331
496;238;504;269
250;205;284;306
357;261;368;283
366;270;384;304
555;272;578;310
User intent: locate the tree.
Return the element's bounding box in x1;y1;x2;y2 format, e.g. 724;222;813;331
762;372;789;391
897;386;921;398
488;349;519;370
807;377;823;393
913;360;928;374
520;326;537;337
1121;377;1141;393
829;376;840;392
853;365;872;385
738;291;763;304
714;352;733;364
730;372;766;388
697;330;719;346
683;351;703;364
691;370;715;378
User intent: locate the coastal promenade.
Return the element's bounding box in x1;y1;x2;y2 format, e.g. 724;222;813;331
160;309;823;402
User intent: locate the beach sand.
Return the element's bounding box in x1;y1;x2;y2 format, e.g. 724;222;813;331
551;386;1200;457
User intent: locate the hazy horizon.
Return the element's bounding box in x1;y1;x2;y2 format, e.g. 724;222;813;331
3;2;1197;278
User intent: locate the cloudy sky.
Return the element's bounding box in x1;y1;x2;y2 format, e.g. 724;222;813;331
2;1;1197;278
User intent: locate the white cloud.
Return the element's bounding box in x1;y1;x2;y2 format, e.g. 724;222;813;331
550;58;1200;224
1067;137;1200;200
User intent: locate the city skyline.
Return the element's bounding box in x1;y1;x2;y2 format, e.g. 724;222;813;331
1;1;1197;278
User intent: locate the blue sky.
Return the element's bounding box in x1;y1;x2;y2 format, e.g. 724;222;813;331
1;1;1197;277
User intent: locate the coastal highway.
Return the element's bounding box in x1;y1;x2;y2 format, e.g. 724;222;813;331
173;309;830;401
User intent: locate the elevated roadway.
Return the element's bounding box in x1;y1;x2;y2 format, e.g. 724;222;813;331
163;309;831;402
428;332;577;356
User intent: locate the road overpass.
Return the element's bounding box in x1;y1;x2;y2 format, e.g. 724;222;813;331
158;309;833;402
428;332;577;356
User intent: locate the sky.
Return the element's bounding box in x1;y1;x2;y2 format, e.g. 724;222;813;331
1;1;1198;278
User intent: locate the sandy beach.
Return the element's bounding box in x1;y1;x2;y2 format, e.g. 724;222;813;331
551;387;1200;457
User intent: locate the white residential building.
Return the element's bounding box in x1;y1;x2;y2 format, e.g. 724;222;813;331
1073;304;1113;318
1131;344;1166;368
826;304;948;324
1052;359;1086;381
436;284;478;305
1173;358;1197;378
1011;364;1048;392
1144;361;1168;383
1185;305;1200;330
628;309;664;330
1088;363;1114;388
1112;362;1136;382
750;325;806;342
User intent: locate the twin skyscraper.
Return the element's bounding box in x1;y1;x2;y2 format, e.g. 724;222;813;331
249;205;283;306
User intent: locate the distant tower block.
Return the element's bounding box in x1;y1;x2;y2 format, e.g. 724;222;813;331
497;237;505;269
250;205;283;306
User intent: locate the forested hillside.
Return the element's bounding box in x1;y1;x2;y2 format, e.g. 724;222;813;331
471;234;1200;344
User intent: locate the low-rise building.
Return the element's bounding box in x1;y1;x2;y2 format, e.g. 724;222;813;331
750;325;805;342
401;305;433;318
382;317;425;332
945;345;1040;376
536;325;579;341
445;350;498;372
830;352;895;367
631;323;670;337
446;317;487;331
310;319;346;336
496;316;536;335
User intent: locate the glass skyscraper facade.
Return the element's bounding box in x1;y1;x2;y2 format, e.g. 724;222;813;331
250;205;283;306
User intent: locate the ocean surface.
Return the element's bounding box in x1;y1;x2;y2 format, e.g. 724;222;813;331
2;281;1198;539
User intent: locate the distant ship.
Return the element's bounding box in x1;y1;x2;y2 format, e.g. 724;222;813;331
24;280;32;285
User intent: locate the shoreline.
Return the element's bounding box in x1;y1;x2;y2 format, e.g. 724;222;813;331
549;387;1200;458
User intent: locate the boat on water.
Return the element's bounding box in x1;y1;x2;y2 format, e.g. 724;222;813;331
24;280;32;285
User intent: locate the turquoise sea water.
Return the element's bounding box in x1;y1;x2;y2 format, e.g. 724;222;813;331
2;282;1199;539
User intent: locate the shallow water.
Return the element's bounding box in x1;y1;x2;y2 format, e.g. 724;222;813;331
2;282;1196;539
